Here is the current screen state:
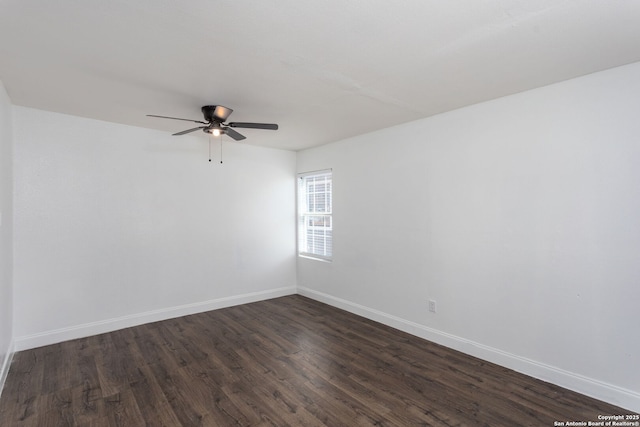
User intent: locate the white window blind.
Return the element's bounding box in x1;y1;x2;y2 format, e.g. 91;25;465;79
298;170;332;260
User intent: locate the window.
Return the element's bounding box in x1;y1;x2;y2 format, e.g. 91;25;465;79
298;170;332;260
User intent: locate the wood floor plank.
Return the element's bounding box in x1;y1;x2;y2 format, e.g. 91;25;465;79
155;321;205;366
101;389;146;427
147;362;214;426
0;349;46;425
129;364;183;426
1;295;636;426
182;355;259;426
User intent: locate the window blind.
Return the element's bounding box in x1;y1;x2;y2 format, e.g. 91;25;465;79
298;170;332;259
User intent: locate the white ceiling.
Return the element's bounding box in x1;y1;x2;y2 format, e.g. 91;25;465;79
1;0;640;151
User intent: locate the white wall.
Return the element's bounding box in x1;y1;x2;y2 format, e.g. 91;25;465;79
0;81;14;392
13;107;297;349
297;62;640;411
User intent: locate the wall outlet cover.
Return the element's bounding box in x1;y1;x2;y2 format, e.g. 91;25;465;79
429;300;437;313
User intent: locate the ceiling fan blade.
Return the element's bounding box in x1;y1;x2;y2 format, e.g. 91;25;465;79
173;126;206;136
224;127;246;141
227;122;278;130
147;114;208;125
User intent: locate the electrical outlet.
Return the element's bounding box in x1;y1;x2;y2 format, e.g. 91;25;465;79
428;299;437;313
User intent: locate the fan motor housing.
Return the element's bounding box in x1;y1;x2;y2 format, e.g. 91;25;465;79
202;105;232;123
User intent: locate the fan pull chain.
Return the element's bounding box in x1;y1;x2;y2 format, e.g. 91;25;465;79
220;136;223;164
208;136;212;162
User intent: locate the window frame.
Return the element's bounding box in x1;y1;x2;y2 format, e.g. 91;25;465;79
297;169;333;262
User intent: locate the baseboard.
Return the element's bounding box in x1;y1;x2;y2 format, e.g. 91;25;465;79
0;339;15;400
297;286;640;413
14;286;296;351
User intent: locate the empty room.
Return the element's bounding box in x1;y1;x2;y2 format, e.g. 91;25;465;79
1;1;639;425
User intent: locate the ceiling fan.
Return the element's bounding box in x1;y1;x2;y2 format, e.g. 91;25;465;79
147;105;278;141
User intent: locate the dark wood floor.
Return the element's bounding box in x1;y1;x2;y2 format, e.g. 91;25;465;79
0;295;633;426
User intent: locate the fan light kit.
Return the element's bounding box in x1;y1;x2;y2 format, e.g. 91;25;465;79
147;105;278;141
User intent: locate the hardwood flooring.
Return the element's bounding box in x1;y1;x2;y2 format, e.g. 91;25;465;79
0;295;633;426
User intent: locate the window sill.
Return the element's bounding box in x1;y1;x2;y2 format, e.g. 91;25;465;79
298;254;332;263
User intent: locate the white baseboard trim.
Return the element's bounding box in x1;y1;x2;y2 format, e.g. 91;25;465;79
297;286;640;413
14;286;296;351
0;339;15;400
